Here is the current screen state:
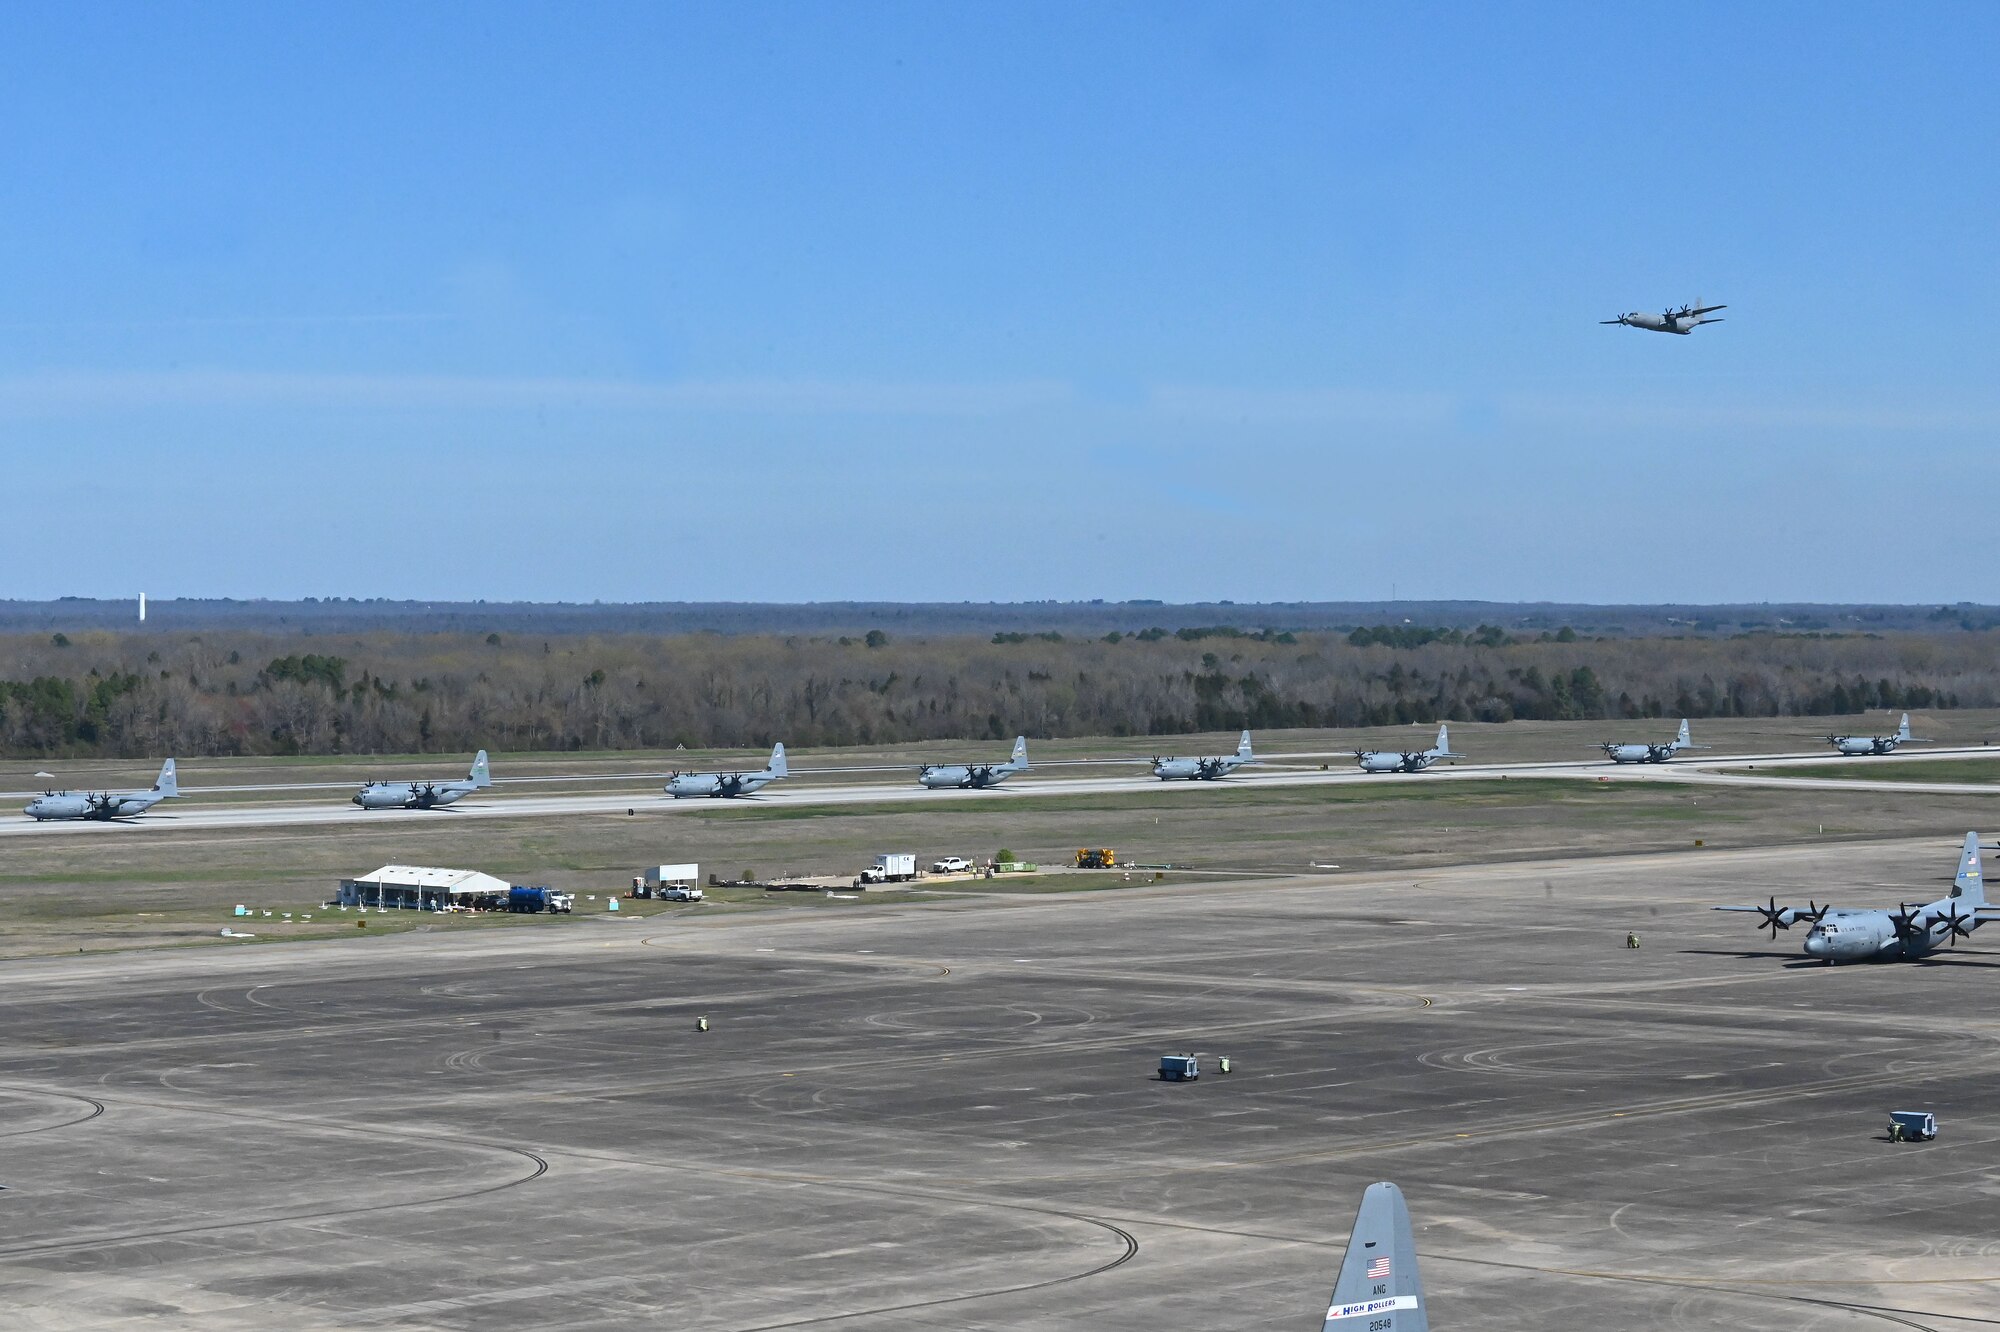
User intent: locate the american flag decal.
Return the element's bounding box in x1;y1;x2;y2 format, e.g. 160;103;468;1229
1367;1256;1392;1280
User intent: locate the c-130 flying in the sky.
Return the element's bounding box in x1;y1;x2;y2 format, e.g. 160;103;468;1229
1601;301;1725;334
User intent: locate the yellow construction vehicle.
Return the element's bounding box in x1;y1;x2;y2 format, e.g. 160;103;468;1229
1075;848;1116;869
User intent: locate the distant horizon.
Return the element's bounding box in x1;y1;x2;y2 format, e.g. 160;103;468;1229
14;594;2000;609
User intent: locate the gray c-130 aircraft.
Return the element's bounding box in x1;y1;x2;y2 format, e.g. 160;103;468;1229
1598;718;1705;764
665;743;787;798
1356;724;1461;773
1824;712;1926;756
918;736;1029;789
1320;1182;1428;1332
1716;831;2000;963
1601;302;1725;334
1152;731;1254;780
24;759;178;820
352;751;491;810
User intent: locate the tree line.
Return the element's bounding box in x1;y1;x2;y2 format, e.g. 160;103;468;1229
0;627;1987;758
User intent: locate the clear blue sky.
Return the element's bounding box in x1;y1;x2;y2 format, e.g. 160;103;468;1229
3;3;1996;603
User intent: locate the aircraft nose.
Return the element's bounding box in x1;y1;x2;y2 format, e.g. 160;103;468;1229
1803;932;1826;957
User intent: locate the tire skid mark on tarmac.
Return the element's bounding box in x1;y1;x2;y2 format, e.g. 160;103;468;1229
0;1089;550;1261
459;1139;1145;1332
0;1084;104;1138
727;1212;1137;1330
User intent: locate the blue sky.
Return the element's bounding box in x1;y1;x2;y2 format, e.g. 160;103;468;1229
3;3;1996;603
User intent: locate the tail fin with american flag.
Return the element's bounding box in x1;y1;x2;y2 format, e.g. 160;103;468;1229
1323;1182;1429;1332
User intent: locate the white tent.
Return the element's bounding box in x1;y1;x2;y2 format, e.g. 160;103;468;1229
339;864;512;910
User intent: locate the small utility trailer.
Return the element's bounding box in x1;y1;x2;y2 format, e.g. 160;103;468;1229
1159;1054;1199;1082
1887;1110;1937;1143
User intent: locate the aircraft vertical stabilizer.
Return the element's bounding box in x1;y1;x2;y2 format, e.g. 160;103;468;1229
1953;832;1986;905
769;742;788;778
154;758;178;798
1237;730;1253;760
1324;1182;1428;1332
1011;736;1028;769
469;751;492;788
1895;713;1913;742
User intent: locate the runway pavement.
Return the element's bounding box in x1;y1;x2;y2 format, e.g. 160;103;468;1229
2;839;1995;1329
4;745;1996;838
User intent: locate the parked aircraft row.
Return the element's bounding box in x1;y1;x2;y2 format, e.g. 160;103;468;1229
7;711;1945;821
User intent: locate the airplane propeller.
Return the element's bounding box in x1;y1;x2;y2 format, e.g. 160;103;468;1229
1889;904;1929;943
1752;895;1794;939
1932;903;1976;945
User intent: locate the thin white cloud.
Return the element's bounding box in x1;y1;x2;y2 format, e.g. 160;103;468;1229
1507;392;2000;433
0;369;1076;416
1147;383;1455;427
0;313;459;332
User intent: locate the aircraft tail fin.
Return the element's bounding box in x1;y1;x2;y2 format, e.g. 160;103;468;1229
1011;735;1029;769
1238;730;1254;760
1432;723;1460;757
1953;831;1986;905
768;742;788;778
1323;1182;1428;1332
1676;718;1691;748
153;758;178;798
1896;713;1913;741
468;750;492;788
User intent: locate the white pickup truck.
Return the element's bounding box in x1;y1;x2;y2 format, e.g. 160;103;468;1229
930;856;973;874
660;885;704;902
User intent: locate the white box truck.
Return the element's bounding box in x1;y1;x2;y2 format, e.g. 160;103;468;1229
857;853;917;885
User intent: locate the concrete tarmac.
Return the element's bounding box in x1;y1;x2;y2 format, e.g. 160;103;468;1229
2;839;1996;1329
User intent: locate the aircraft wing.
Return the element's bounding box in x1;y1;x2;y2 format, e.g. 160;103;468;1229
1689;304;1726;315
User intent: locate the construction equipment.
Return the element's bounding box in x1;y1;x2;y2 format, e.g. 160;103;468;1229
1075;848;1117;869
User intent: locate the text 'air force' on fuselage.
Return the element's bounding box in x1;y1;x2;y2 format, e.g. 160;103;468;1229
352;751;491;810
1715;831;2000;963
918;736;1029;789
1152;731;1254;780
24;759;179;820
665;743;788;798
1356;725;1461;773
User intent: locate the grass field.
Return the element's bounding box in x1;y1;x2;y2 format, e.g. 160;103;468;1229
1723;756;2000;783
4;771;1998;959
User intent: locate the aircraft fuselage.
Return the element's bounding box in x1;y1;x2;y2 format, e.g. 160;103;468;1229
918;764;1018;789
1152;757;1243;780
24;791;162;820
1803;909;1982;962
1604;743;1675;764
352;782;476;810
665;771;776;798
1358;752;1438;774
